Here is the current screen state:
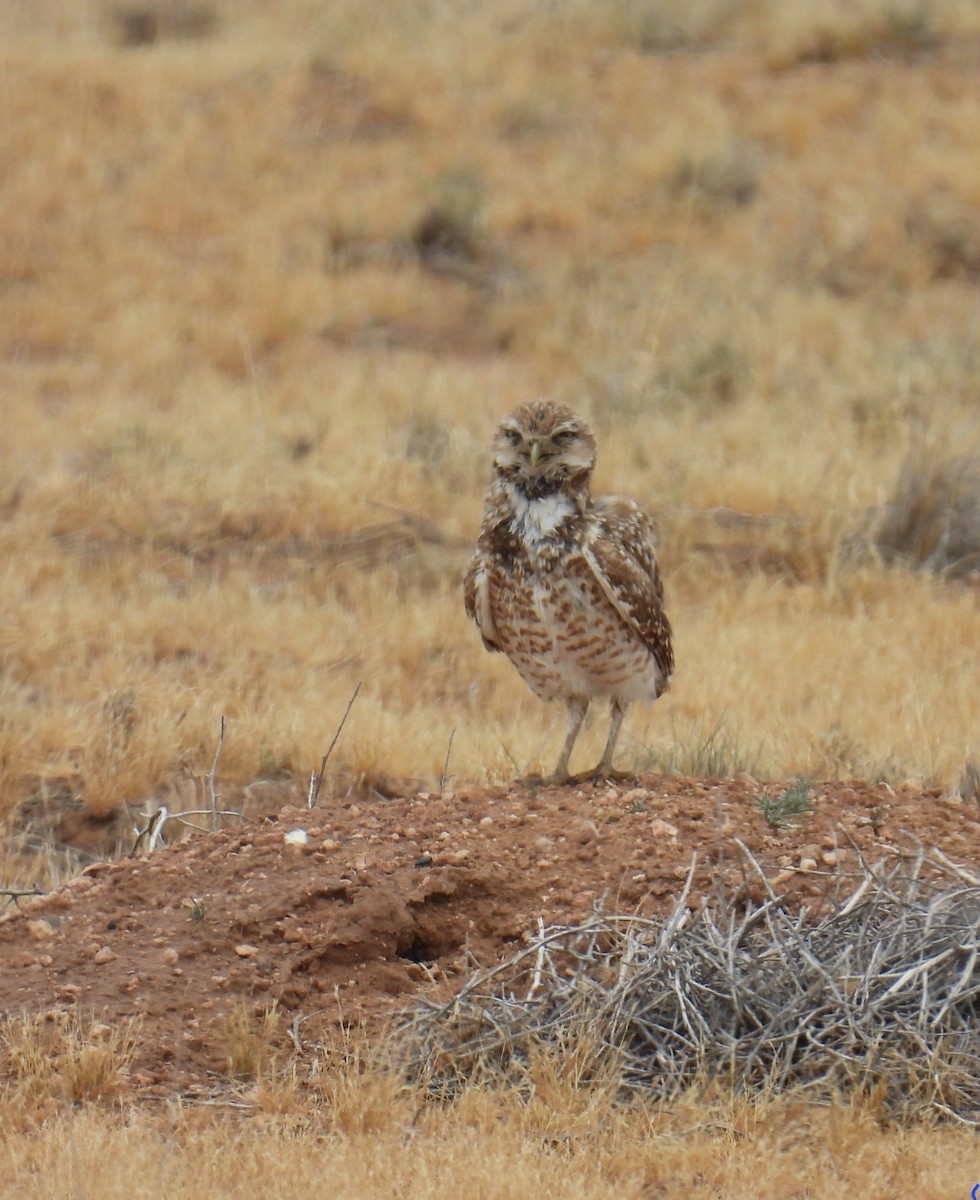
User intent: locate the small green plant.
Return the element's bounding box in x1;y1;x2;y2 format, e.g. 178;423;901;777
758;779;816;830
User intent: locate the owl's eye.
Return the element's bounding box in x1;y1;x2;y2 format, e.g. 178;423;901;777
503;428;522;444
553;429;577;444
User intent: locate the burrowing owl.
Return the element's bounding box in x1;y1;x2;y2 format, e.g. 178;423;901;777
464;399;674;783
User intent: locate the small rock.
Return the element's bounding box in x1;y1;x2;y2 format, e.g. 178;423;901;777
235;944;259;958
93;946;116;964
161;948;179;966
648;818;679;839
570;820;599;845
798;856;818;873
479;816;494;828
284;829;309;847
27;919;57;942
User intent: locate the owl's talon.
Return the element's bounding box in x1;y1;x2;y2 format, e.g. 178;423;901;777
581;767;638;786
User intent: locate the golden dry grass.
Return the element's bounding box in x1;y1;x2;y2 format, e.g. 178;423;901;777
2;1102;977;1200
2;1023;979;1200
2;0;980;830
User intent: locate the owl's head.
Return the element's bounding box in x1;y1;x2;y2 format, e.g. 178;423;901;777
492;400;596;495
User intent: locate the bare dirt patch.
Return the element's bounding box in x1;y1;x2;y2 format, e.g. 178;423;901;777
2;774;978;1099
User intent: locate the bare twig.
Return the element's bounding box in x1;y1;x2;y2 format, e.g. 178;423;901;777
439;727;456;794
288;1014;304;1054
308;682;362;809
398;847;980;1125
131;806;169;857
209;715;226;833
1;884;44;905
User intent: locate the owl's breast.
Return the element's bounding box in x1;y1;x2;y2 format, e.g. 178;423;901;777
487;550;662;704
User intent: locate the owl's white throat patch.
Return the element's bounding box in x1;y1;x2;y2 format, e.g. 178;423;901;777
506;484;574;544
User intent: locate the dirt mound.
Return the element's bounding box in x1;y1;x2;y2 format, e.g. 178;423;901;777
1;774;977;1098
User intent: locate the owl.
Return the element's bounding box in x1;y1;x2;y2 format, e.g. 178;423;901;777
464;399;674;783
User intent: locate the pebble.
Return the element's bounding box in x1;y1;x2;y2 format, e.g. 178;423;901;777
162;948;179;966
284;829;309;847
93;946;116;964
570;820;599;845
235;944;259;958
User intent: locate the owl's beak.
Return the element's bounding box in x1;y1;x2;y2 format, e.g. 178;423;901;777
528;439;541;467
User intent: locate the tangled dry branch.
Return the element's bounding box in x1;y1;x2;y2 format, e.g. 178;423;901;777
400;840;980;1124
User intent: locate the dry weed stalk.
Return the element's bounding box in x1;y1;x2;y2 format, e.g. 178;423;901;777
400;843;980;1125
307;681;362;808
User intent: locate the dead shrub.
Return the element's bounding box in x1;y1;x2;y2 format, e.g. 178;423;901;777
865;445;980;579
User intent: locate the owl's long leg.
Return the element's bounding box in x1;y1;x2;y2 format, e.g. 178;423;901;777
547;696;589;784
590;698;629;780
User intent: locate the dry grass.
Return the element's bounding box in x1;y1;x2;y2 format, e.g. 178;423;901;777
2;7;980;833
2;1011;139;1109
1;1042;978;1199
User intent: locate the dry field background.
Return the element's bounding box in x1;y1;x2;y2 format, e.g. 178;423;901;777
2;0;980;1192
1;0;980;822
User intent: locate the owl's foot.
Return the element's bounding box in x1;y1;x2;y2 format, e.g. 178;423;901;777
518;771;573;789
569;766;638;787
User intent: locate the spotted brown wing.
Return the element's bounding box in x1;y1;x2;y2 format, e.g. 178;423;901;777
582;497;674;686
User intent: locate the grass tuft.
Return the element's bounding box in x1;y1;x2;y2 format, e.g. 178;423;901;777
865;442;980;579
638;714;762;780
222;1002;282;1082
2;1012;139;1108
758;778;815;829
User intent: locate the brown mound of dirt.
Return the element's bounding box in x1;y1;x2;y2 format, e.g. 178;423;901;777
1;774;977;1098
